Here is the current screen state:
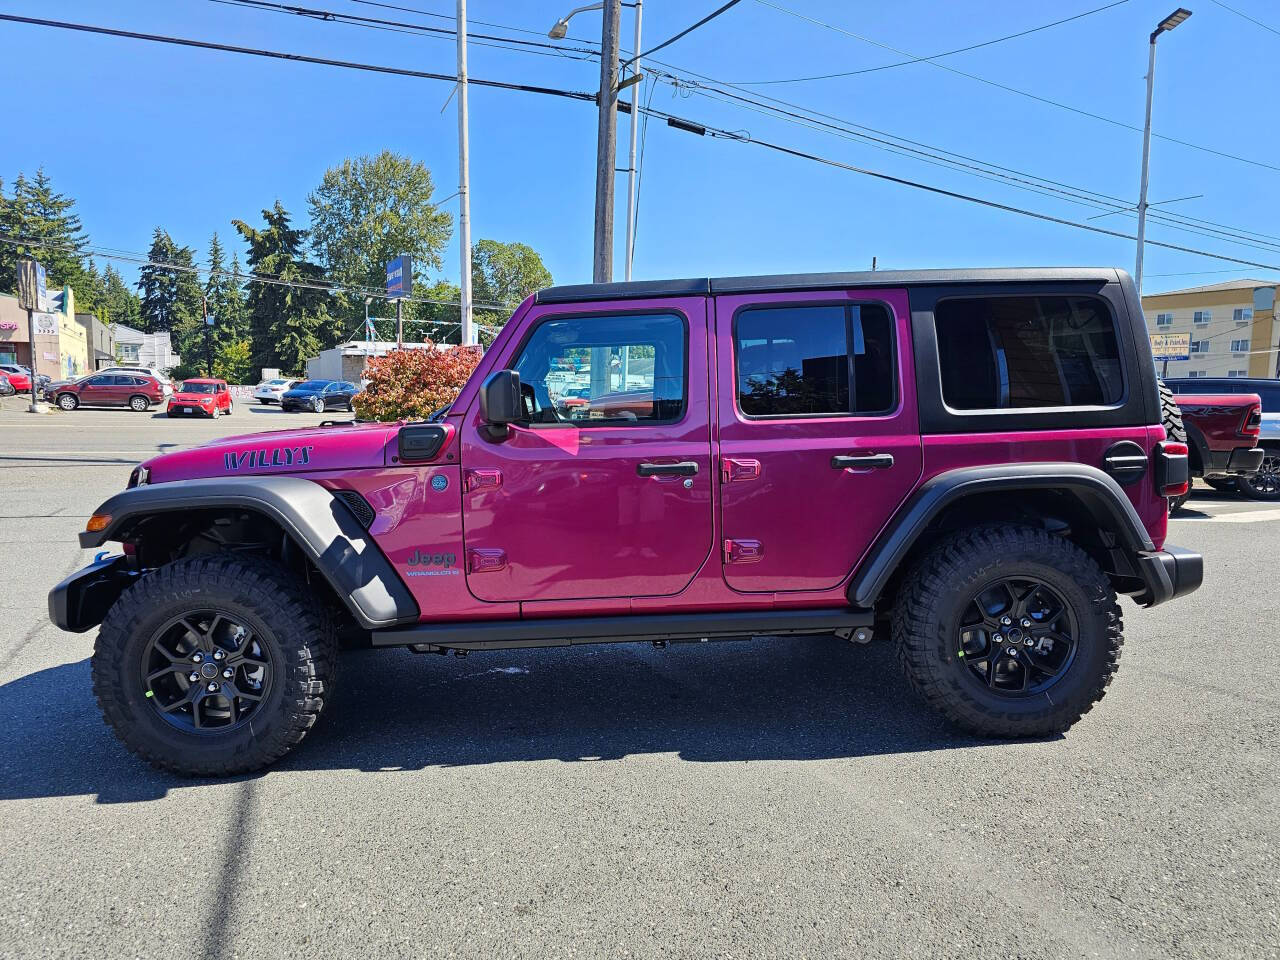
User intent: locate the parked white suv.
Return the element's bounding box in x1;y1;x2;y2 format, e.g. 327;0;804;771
253;377;299;405
98;366;174;396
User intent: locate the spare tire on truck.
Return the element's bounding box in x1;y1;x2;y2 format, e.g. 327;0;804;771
1159;379;1189;513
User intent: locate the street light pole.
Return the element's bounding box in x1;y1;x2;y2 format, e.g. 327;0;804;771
624;0;642;282
457;0;474;345
1135;8;1191;297
594;0;621;284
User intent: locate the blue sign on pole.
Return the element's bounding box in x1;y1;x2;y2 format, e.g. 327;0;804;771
386;256;412;299
35;262;47;312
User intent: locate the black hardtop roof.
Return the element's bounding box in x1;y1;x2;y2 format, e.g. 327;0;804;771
535;267;1126;304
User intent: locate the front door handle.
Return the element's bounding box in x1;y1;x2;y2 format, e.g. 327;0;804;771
831;454;894;470
637;461;699;477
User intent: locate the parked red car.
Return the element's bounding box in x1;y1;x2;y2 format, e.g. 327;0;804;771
167;378;234;418
53;373;164;411
0;363;32;391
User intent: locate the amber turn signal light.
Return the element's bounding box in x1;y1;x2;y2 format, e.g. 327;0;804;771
85;513;112;533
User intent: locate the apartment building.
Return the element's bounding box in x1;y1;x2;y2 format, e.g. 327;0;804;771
1142;278;1279;379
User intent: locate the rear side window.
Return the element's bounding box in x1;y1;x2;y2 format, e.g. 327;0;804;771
735;303;895;417
934;296;1124;410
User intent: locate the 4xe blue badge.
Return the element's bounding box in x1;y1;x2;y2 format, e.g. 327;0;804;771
431;475;448;492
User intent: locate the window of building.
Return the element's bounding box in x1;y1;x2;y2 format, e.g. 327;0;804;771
1193;310;1212;325
1228;369;1249;378
116;343;140;363
1230;339;1250;353
1190;340;1210;354
1155;312;1173;327
735;303;895;417
1234;307;1253;325
1188;370;1206;378
512;312;686;426
933;295;1123;409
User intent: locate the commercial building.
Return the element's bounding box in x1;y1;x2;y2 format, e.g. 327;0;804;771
76;313;115;370
112;324;180;371
1142;279;1279;379
305;340;437;383
0;287;89;379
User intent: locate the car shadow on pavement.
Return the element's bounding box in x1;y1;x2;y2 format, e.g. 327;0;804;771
0;638;1020;803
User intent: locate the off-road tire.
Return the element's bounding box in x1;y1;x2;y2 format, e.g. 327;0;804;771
892;524;1123;738
57;393;78;411
1159;379;1190;512
92;554;338;776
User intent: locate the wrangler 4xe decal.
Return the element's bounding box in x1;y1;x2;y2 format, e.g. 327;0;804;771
223;445;314;470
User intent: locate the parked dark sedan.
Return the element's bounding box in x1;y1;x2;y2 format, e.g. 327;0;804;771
279;379;358;413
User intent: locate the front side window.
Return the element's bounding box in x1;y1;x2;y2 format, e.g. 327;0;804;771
513;312;685;426
734;303;895;417
934;296;1123;410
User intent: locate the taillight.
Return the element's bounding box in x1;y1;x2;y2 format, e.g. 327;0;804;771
1155;440;1190;497
1242;405;1262;439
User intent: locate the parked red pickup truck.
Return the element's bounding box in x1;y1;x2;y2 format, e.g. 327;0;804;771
1165;390;1263;511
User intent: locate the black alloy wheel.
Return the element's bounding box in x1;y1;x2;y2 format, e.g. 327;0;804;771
1239;452;1280;500
956;576;1078;697
141;611;273;733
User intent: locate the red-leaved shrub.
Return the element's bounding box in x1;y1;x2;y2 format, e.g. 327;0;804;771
352;344;483;421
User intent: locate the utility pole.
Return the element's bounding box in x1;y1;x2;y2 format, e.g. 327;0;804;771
593;0;621;284
396;299;403;349
457;0;475;344
203;295;212;376
623;0;642;282
1135;8;1191;296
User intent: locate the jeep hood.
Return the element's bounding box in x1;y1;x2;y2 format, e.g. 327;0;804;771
139;422;397;484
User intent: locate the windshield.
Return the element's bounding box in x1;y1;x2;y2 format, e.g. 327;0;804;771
179;381;217;393
268;379;290;385
296;380;328;390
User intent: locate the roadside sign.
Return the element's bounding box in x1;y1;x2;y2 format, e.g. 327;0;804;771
386;255;412;299
35;263;48;312
32;312;58;336
1150;332;1190;361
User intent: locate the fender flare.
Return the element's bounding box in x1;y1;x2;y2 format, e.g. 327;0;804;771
1181;421;1211;476
848;463;1157;607
78;477;419;629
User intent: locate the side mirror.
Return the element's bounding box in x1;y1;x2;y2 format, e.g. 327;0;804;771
478;369;521;439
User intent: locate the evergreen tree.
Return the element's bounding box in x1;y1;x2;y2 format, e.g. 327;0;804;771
138;228;180;334
0;168;92;300
101;264;141;328
233;202;330;377
205;233;252;382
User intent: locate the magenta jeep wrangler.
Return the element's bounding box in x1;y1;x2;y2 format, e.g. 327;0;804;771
51;268;1200;775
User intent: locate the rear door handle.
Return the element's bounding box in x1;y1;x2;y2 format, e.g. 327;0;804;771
637;461;699;477
831;454;894;470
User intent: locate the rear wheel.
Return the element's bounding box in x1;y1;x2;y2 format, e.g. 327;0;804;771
92;554;338;776
57;393;78;411
1238;449;1280;500
892;525;1123;737
129;395;150;412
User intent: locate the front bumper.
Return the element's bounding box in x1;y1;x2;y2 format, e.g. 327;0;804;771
48;554;139;632
1133;545;1203;607
1204;446;1264;479
168;403;214;416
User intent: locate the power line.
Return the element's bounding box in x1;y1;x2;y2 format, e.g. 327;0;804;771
750;0;1280;174
7;12;1280;275
733;0;1131;84
626;0;744;66
1208;0;1280;37
0;13;596;104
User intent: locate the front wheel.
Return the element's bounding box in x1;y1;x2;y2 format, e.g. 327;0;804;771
57;393;78;411
312;396;325;414
1238;451;1280;500
892;525;1123;738
92;555;338;776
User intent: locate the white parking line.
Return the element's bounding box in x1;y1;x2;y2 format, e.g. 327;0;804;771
1172;507;1280;523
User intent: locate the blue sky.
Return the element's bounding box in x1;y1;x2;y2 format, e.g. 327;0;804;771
2;0;1277;297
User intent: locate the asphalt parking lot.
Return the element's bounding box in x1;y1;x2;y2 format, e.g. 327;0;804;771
0;405;1277;960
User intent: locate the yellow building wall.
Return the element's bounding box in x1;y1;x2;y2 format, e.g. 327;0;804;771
54;287;88;378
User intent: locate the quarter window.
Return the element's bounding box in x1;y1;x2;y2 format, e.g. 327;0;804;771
512;312;685;426
934;296;1123;410
734;303;895;417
